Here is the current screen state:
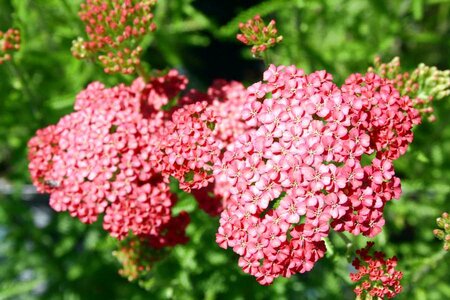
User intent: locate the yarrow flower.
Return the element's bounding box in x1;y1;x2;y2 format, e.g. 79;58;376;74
28;71;190;245
350;242;403;299
72;0;157;74
433;212;450;251
0;28;20;64
237;15;283;57
369;56;450;122
215;64;420;284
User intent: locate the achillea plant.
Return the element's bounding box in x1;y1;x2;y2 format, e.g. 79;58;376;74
369;56;450;122
0;28;20;64
214;64;420;285
25;1;449;292
72;0;157;74
237;15;283;57
350;242;403;299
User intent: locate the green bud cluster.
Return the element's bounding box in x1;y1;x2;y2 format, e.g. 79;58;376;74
113;235;167;282
433;212;450;251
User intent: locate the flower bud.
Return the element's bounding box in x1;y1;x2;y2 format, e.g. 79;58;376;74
434;212;450;251
350;242;403;299
73;0;157;74
236;15;283;58
0;28;20;64
434;229;445;240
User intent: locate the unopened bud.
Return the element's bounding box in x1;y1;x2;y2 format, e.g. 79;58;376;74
75;0;157;75
236;15;283;58
0;28;20;63
437;217;445;228
434;229;445;240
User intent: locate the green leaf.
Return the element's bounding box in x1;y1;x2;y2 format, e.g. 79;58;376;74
0;279;43;300
412;0;424;20
324;237;335;257
416;151;430;163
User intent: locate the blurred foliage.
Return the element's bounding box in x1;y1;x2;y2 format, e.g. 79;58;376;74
0;0;449;299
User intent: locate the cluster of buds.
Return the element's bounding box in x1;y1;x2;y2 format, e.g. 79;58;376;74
215;64;419;285
433;212;450;251
113;235;168;281
72;0;157;74
350;242;403;299
0;28;20;64
236;15;283;57
369;56;450;122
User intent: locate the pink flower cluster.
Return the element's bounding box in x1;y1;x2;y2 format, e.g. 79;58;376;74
350;242;403;299
0;28;20;64
28;72;188;245
215;65;420;284
29;70;250;242
72;0;157;74
237;15;283;56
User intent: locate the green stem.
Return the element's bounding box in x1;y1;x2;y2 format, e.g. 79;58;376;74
337;231;352;245
336;231;354;261
404;249;448;295
262;50;271;67
412;249;447;283
6;59;41;123
136;63;150;83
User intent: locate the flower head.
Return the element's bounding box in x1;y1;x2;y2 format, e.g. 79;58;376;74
215;64;419;284
350;242;403;299
73;0;157;74
0;28;20;64
237;15;283;57
28;73;188;245
155;101;220;191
